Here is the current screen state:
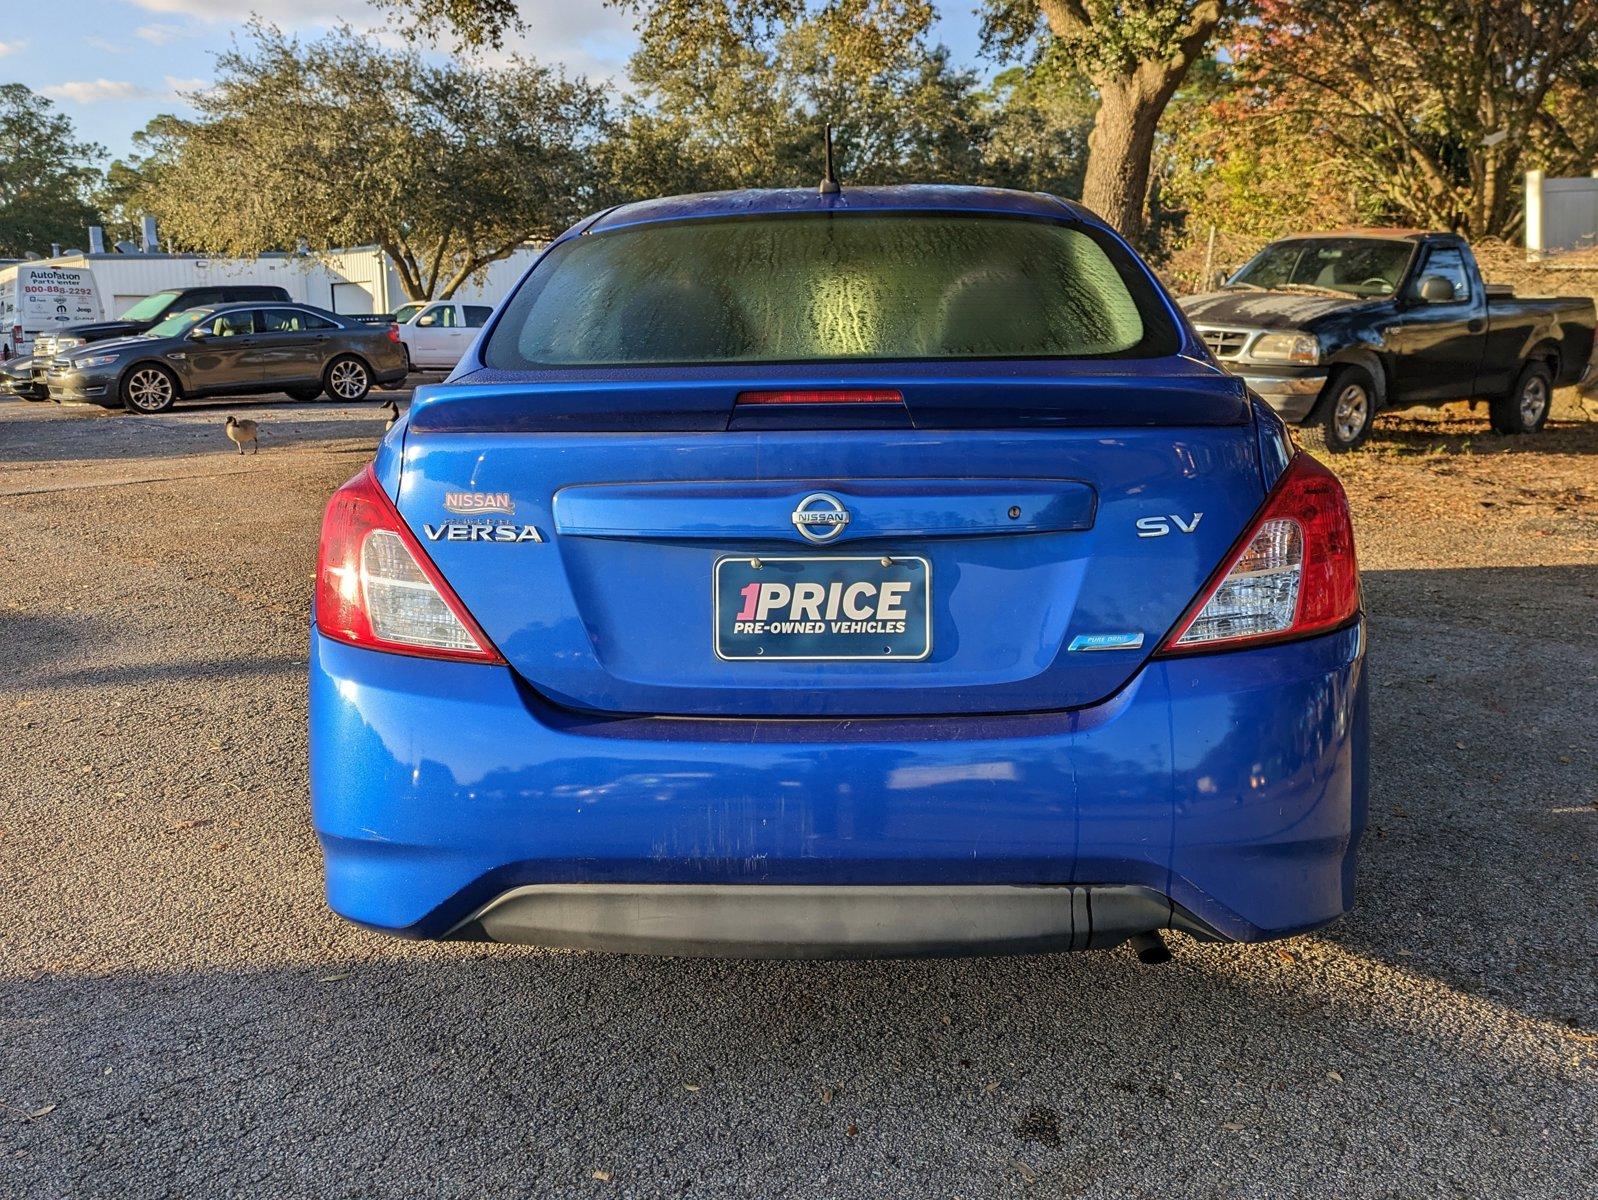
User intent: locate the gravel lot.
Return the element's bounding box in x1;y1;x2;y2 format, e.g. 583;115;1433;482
1;392;1594;1199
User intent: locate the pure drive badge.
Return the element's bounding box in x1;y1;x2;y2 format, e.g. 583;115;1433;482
423;522;544;543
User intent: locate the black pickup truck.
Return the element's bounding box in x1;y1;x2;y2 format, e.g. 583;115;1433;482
1180;231;1597;451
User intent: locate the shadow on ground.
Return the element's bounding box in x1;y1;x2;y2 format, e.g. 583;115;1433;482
1;938;1591;1199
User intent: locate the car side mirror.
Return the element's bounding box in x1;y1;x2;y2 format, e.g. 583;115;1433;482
188;327;212;341
1416;275;1456;304
1211;269;1230;290
417;315;436;327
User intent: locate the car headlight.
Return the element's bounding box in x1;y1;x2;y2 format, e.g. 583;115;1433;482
74;353;122;368
1250;332;1320;365
55;337;84;352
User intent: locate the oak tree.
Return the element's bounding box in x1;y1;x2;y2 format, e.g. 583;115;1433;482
144;25;609;299
608;0;986;192
0;85;103;258
1232;0;1598;239
983;1;1239;241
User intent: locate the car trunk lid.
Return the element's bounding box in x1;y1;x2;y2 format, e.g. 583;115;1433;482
393;367;1262;717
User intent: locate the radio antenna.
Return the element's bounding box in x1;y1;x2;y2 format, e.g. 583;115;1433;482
818;123;840;196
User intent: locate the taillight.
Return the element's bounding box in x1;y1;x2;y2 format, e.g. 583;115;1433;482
386;323;401;343
1158;452;1359;654
736;389;903;405
314;466;502;663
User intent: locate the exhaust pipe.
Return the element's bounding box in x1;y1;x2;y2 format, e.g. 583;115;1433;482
1129;931;1172;965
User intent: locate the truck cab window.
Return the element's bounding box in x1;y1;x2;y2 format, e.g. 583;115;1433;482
1413;247;1470;303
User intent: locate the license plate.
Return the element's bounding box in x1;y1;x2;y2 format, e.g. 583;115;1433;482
714;555;931;662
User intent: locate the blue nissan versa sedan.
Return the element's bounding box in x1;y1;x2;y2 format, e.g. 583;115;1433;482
309;185;1367;961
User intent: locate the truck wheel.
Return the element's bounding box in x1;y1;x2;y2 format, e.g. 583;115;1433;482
1489;362;1552;435
1300;365;1376;454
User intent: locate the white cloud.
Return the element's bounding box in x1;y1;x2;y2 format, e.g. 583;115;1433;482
41;76;207;104
128;0;366;22
475;2;637;83
42;79;154;104
125;0;636;79
136;23;189;45
86;36;126;54
164;75;211;96
0;39;27;58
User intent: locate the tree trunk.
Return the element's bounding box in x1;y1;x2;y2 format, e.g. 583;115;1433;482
1035;1;1224;246
1080;69;1172;243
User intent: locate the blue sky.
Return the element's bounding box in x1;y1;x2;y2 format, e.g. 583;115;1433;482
0;1;991;162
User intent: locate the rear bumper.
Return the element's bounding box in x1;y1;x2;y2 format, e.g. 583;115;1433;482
455;883;1221;958
309;621;1368;953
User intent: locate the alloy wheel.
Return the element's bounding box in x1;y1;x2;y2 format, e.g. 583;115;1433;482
1333;383;1370;444
126;368;174;412
1519;375;1549;427
329;360;369;400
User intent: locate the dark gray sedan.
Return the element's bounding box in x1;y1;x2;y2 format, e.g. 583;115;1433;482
47;302;410;413
0;355;47;401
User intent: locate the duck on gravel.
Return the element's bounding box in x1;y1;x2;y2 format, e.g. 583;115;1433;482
224;416;260;455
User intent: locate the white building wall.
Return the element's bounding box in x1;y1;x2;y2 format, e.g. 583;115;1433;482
4;243;547;326
323;245;546;313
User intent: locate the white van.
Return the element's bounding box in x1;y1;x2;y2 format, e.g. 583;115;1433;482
1;264;104;357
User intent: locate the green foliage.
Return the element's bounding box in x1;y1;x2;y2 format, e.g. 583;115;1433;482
368;0;522;50
96;115;190;248
979;1;1240;238
1155;56;1365;287
1228;0;1598;239
983;0;1232;78
1158;55;1365;239
143;24;609;299
607;0;987;193
973;64;1095;199
0;84;103;258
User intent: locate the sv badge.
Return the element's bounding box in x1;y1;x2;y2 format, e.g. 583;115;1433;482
1135;513;1204;538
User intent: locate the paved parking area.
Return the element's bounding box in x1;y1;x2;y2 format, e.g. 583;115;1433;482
1;394;1594;1199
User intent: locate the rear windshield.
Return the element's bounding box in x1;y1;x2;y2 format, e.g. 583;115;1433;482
485;214;1174;367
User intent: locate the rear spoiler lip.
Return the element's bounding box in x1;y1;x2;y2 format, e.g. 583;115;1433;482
406;358;1249;435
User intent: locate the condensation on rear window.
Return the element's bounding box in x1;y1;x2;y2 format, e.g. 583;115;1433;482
486;215;1170;367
